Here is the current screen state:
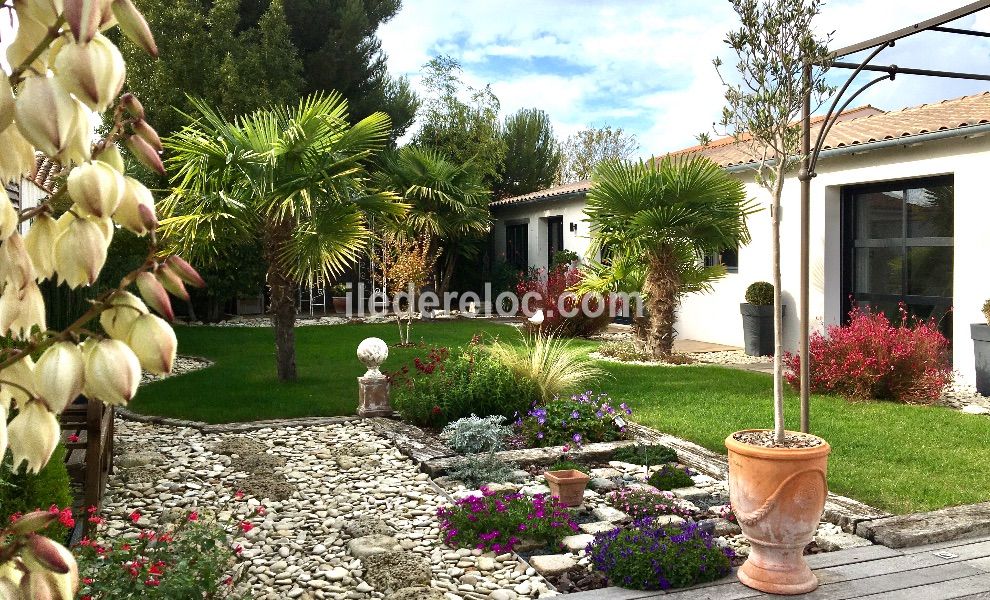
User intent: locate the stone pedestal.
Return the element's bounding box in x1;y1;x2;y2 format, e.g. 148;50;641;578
358;376;392;417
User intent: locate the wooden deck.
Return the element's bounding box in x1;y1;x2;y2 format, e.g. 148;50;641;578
566;536;990;599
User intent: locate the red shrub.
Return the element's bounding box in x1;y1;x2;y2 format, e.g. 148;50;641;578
785;304;951;404
515;265;616;337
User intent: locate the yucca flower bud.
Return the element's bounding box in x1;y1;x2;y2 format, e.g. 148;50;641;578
7;509;57;536
54;215;110;288
0;406;7;461
99;290;147;339
132;119;162;151
0;75;13;133
0;355;36;410
125;133;165;175
111;0;157;57
7;400;60;474
14;75;91;164
34;341;84;413
120;92;144;119
156;266;188;301
0;125;37;182
65;0;106;43
94;144;125;172
83;338;140;405
23;535;78;600
0;280;47;340
67;161;124;217
114;176;155;235
127;313;176;374
0;232;36;290
24;534;71;575
0;187;18;240
24;214;58;280
54;33;126;112
166;256;206;288
136;270;173;320
5;13;49;73
13;0;64;25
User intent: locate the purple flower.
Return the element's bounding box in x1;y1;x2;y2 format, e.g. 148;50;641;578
573;433;582;444
571;410;580;419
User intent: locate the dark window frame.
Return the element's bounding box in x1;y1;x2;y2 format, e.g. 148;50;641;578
505;222;529;270
704;248;739;273
546;216;564;266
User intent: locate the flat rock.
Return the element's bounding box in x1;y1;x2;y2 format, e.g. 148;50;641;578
814;531;872;552
579;521;619;535
560;534;595;552
856;501;990;548
344;516;395;538
587;477;618;493
347;534;401;558
362;551;431;594
592;506;628;523
117;451;160;468
528;554;576;576
962;405;990;415
698;517;738;536
653;515;687;527
671;486;708;503
386;587;446;600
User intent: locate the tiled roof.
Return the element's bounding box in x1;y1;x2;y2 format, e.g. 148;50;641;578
30;155;64;191
666;92;990;167
491;180;591;208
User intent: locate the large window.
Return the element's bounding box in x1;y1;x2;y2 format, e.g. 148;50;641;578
842;176;953;336
505;222;528;270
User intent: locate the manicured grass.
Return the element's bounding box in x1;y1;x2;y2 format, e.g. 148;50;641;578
130;320;515;424
133;322;990;514
582;359;990;515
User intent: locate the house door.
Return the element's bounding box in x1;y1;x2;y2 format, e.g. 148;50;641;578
842;176;954;337
547;216;564;266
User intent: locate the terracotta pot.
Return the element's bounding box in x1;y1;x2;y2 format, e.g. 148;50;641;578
332;297;346;313
725;430;830;595
543;469;590;507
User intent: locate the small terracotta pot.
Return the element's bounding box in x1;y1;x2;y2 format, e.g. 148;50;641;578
332;297;346;313
725;430;830;595
543;469;590;507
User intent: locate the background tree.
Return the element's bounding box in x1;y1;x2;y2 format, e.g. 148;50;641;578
557;125;639;183
414;56;506;187
125;0;304;139
715;0;831;442
494;108;563;199
584;156;757;358
237;0;419;141
163;94;405;381
375;232;436;345
375;146;490;295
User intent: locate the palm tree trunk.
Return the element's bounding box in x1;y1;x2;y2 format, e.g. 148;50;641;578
437;250;457;296
642;248;681;359
265;219;298;382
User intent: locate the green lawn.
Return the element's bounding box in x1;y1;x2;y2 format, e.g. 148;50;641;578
132;322;990;514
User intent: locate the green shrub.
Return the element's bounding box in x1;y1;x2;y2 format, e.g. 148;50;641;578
0;445;73;541
488;331;604;402
597;340;648;362
389;343;540;427
744;281;773;306
447;453;515;488
647;464;695;491
438;489;578;554
441;415;511;454
612;445;678;466
983;299;990;325
588;520;733;590
517;392;631;448
551;249;580;269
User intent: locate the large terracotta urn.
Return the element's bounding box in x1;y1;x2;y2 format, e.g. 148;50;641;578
725;430;830;595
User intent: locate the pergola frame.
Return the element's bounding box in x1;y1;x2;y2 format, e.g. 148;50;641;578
797;1;990;432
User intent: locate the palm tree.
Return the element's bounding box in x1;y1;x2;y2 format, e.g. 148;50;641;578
585;155;758;358
162;93;405;381
374;146;490;294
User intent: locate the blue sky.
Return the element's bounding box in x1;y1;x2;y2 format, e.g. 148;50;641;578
379;1;990;158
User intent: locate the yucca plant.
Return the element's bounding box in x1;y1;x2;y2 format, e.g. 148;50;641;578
488;330;604;402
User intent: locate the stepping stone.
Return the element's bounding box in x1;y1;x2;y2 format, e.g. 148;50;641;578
590;467;622;479
592;506;628;523
362;551;431;594
561;534;596;552
856;501;990;548
529;553;576;576
345;516;395;538
386;587;445;600
671;486;709;503
588;477;618;493
579;521;619;535
814;531;872;552
521;484;551;496
347;534;401;558
962;405;990;415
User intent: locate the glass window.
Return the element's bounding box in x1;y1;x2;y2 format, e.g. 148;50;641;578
505;223;528;270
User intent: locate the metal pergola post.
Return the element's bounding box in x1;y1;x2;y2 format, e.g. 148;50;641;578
797;0;990;433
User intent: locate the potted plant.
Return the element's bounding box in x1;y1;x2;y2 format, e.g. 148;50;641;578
544;449;590;507
330;283;348;314
972;299;990;395
741;282;779;356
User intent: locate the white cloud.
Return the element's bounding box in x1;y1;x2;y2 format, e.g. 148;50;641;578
379;0;990;157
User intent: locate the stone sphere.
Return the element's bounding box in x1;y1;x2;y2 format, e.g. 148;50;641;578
357;337;389;376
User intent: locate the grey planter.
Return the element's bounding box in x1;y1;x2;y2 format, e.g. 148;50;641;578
972;324;990;395
740;303;784;357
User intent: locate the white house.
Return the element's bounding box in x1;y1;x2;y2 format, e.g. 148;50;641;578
490;92;990;386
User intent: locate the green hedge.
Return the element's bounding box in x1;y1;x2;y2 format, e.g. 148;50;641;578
0;445;74;540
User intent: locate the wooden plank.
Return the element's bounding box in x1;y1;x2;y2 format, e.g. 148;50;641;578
802;563;985;600
966;556;990;573
664;581;763;600
563;587;662;599
853;573;990;600
804;544;902;569
901;535;990;555
815;540;990;584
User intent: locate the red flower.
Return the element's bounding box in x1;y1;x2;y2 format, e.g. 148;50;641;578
68;433;80;443
255;505;267;516
223;576;234;586
128;511;141;523
144;578;160;587
238;521;253;533
431;405;441;415
234;490;245;500
83;578;94;585
187;511;199;522
233;544;243;555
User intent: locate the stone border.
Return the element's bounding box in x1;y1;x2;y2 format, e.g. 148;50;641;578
115;407;360;434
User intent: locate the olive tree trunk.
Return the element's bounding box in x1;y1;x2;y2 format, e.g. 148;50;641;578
770;173;786;443
264;219;298;382
641;248;681;359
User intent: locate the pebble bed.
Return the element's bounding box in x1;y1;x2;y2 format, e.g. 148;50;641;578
104;419;556;600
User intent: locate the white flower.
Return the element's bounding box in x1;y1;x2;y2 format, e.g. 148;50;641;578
127;313;176;374
113;176;155;235
24;214;58;280
54;33;126;112
0;355;36;410
0;280;47;340
0;187;18;241
66;161;125;218
0;232;37;290
99;290;148;340
54;215;110;288
7;400;60;474
83;339;140;405
14;74;91;164
0;125;37;183
0;75;13;134
33;341;84;413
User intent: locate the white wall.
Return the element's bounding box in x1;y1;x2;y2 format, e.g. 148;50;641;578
491;195;597;270
675;133;990;385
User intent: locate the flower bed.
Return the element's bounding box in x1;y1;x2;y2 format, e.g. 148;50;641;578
516;391;632;447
